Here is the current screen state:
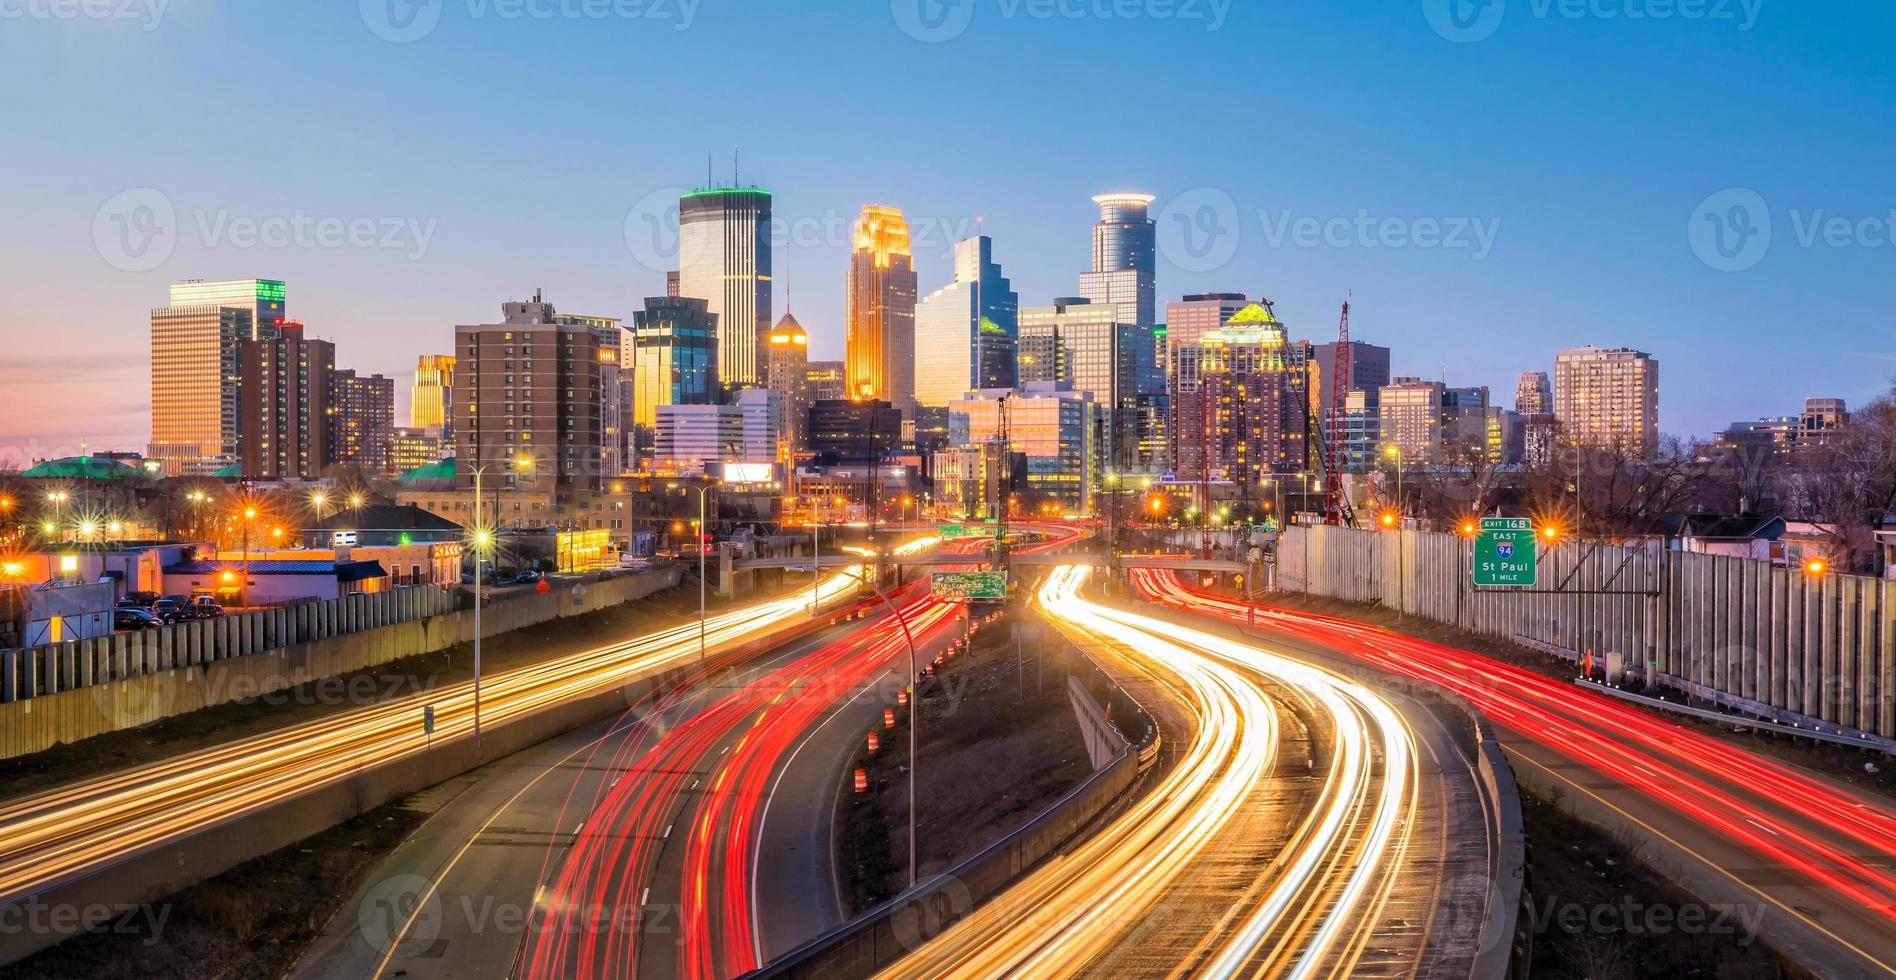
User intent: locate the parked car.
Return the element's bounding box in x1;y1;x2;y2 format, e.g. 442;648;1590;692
151;596;189;622
114;608;164;631
123;591;160;607
514;570;541;584
115;599;150;610
178;603;225;621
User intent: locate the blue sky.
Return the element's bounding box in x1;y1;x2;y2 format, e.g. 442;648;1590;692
1;0;1891;459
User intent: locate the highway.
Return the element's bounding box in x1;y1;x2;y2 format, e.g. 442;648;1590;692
881;566;1498;979
0;566;869;914
1135;570;1896;979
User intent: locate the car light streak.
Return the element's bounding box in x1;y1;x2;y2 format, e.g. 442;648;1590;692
881;566;1418;979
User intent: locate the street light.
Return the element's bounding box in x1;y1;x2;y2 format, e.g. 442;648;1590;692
669;479;719;664
239;505;258;607
1804;558;1828;576
824;563;925;889
467;454;537;742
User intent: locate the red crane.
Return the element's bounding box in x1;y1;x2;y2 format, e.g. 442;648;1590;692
1324;297;1352;526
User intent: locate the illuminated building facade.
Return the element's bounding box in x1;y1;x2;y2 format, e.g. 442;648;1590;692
678;188;772;388
330;369;396;473
411;354;455;442
1554;346;1660;458
148;303;251;475
845;205;919;412
765;314;810;455
631;296;718;429
948;383;1099;512
1170;309;1313;487
239;321;335;478
805;360;845;403
1079;193;1157;329
454;291;611;496
169;278;287;341
1018;297;1149;467
914;236;1018;407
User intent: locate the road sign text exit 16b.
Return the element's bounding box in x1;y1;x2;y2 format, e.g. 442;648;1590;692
1474;517;1537;587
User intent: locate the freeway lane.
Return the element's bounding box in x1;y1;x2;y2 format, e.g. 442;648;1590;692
0;567;868;931
881;566;1496;979
1136;571;1896;979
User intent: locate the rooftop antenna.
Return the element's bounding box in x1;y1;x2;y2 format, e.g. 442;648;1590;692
707;151;713;189
733;145;739;188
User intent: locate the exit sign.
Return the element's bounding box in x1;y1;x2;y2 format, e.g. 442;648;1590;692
1473;517;1537;587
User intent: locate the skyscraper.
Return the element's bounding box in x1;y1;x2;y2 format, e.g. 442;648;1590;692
766;313;810;456
678;188;771;388
239;320;335;478
1515;370;1557;467
1554;346;1660;458
845;205;919;412
914;236;1018;407
1170;309;1312;488
805;360;846;403
1018;297;1147;466
1514;371;1553;416
631;296;719;430
168;279;288;340
1312;341;1393;418
1079;194;1157;329
412;354;456;440
330;370;396;473
1164;293;1251;352
148;303;251;475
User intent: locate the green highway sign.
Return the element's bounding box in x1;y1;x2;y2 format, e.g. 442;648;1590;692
1474;517;1537;587
938;523;1001;540
930;571;1007;601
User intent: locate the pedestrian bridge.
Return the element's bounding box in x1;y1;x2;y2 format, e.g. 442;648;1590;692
733;554;1249;574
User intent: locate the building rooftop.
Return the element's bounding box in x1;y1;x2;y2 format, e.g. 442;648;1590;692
164;559;388;582
307;504;461;532
21;456;143;481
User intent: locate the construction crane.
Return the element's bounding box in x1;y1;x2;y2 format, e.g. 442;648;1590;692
1323;296;1357;527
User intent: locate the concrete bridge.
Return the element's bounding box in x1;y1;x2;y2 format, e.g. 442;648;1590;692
733;554;1250;574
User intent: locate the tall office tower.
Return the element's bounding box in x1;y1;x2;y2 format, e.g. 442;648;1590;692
915;236;1019;407
169;279;288;341
631;296;719;430
149;303;252;475
1312;340;1393;419
1020;297;1152;467
735;388;781;465
948;383;1100;512
807;399;903;464
389;426;443;474
805;360;846;403
765;314;810;455
678;188;772;388
666;271;681;298
1342;387;1382;470
1554;346;1660;458
844;205;919;412
330;370;397;473
1079;194;1157;329
1514;371;1553;416
239;320;335;478
455;291;612;496
1800;397;1848;449
412;354;456;440
1169;315;1311;487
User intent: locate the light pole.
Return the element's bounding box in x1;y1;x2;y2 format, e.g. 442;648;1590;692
829;564;924;889
670;479;718;664
47;491;69;543
1383;445;1405;616
469;454;533;742
239;505;257;608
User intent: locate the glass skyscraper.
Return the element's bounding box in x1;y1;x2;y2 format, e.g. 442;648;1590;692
845;205;918;412
914;236;1018;407
678;188;771;389
631;295;719;429
168;278;288;340
1078;194;1156;329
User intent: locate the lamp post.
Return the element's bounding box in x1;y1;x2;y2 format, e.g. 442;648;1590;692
670;479;718;664
47;491;69;543
469;454;534;742
829;564;923;890
240;505;257;608
1383;445;1405;616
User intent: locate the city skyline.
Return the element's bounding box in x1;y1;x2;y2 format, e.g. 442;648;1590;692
4;5;1894;456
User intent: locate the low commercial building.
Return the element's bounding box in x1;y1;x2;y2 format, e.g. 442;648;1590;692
161;558;389;604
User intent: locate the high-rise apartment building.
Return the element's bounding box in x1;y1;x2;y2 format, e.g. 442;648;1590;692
1164;293;1251;353
1514;371;1553;416
631;295;718;429
331;370;397;473
412;354;456;441
1170;313;1313;487
1377;378;1491;463
765;314;810;456
1514;370;1556;467
239;320;335;479
389;426;443;474
149;303;252;474
1079;194;1157;329
678;188;771;388
454;291;613;496
1553;346;1660;458
845;205;919;413
553;312;625;478
915;236;1019;407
